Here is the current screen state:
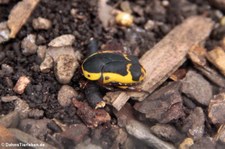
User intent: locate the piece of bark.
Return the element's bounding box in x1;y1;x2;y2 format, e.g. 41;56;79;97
7;0;40;38
104;16;214;111
206;46;225;77
188;45;225;88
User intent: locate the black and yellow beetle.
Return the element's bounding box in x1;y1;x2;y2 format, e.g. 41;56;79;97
81;50;146;89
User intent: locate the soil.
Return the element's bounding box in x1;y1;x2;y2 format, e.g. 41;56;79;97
0;0;225;148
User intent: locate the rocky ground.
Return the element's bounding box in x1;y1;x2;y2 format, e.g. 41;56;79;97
0;0;225;149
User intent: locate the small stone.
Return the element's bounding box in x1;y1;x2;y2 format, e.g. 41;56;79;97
208;93;225;124
1;64;14;75
47;46;82;61
150;124;184;143
19;118;50;141
115;12;134;27
37;45;47;60
0;21;10;43
28;109;44;119
58;85;78;107
75;139;102;149
0;111;19;128
13;76;31;94
48;34;75;47
134;82;184;123
1;95;20;102
218;126;225;144
54;54;78;84
182;107;205;140
60;124;89;144
0;0;10;4
144;20;155;30
21;34;37;55
209;0;225;11
14;98;30;119
120;1;132;14
32;17;52;30
0;51;5;62
40;54;53;73
181;70;213;105
179;138;194;149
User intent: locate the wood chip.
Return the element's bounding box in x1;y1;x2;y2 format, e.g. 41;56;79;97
7;0;40;38
206;46;225;77
104;16;214;111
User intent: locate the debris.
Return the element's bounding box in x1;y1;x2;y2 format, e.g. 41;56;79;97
28;109;44;119
134;82;184;123
0;125;18;149
206;46;225;77
40;54;53;73
14;98;30;119
32;17;52;30
126;120;176;149
150;124;185;143
188;45;225;88
120;1;132;14
181;70;212;105
9;128;57;149
115;12;134;27
21;34;37;55
170;68;187;81
0;111;19;128
54;54;78;84
208;93;225;124
7;0;40;38
179;138;194;149
98;0;114;29
72;98;111;128
0;22;10;43
1;64;14;75
59;124;89;144
58;85;78;107
189;137;215;149
182;107;205;140
104;16;214;110
1;95;20;102
0;0;10;4
209;0;225;11
144;20;155;30
75;138;102;149
19;118;51;140
13;75;31;94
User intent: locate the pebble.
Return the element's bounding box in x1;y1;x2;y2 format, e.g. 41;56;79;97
0;0;10;4
40;54;53;73
182;107;205;140
75;139;102;149
21;34;37;55
58;85;78;107
1;95;20;102
208;93;225;124
60;124;89;144
0;111;19;128
0;51;5;62
120;1;132;14
32;17;52;30
13;75;31;94
209;0;225;11
9;128;57;149
47;46;82;61
144;20;155;30
181;70;213;105
54;54;78;84
19;118;50;141
190;137;215;149
28;109;44;119
37;45;47;61
1;64;14;75
14;98;30;119
48;34;75;47
150;124;184;143
0;21;10;43
134;82;184;123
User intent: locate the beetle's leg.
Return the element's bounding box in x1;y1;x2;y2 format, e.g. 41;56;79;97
84;82;106;109
86;38;99;57
117;86;150;95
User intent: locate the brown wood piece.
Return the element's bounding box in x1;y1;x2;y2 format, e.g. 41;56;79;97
7;0;40;38
104;16;214;111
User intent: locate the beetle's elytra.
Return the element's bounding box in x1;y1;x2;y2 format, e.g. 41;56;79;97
81;51;146;86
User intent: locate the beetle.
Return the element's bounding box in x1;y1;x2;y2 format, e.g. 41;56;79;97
81;50;146;89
